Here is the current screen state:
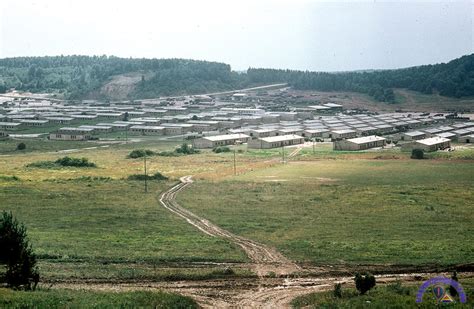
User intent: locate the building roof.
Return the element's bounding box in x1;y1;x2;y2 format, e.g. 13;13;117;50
0;122;21;126
203;133;249;141
436;132;456;139
323;103;343;108
404;131;425;137
130;125;164;130
416;137;451;146
346;135;386;144
19;120;49;123
331;129;356;134
58;127;94;132
308;105;331;110
260;134;304;143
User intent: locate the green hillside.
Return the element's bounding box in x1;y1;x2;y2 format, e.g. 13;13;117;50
1;54;473;102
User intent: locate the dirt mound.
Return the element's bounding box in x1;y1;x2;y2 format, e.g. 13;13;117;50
100;72;152;100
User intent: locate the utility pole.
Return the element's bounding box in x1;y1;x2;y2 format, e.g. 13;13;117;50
125;127;128;144
144;153;148;193
233;149;237;176
313;137;315;155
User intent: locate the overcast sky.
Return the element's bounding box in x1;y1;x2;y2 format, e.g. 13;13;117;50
0;0;472;72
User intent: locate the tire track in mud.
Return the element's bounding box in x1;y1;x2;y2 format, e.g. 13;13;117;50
159;176;301;277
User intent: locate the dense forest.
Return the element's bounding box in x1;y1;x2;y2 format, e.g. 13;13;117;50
0;54;473;102
0;56;249;99
248;53;474;103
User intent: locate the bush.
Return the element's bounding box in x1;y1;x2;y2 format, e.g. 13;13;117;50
55;157;96;167
26;157;96;168
333;283;343;298
128;149;156;159
176;143;199;155
0;211;39;290
16;143;26;151
354;272;376;295
212;146;231;153
411;148;424;159
127;172;168;181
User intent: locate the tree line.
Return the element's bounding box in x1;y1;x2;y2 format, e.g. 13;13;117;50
247;53;474;102
0;56;248;99
0;53;473;102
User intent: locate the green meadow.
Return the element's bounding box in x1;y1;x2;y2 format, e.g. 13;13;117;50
291;277;474;308
0;288;198;308
0;178;248;281
178;159;474;265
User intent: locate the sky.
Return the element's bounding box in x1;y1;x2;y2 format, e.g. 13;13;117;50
0;0;473;72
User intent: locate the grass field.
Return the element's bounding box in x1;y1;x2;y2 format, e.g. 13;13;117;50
0;288;198;308
1;138;473;282
0;139;291;280
0;141;256;280
291;277;474;308
0;178;248;280
178;159;474;266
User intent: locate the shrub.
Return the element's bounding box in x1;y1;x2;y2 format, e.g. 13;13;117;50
222;267;235;276
16;143;26;151
0;211;39;290
354;272;376;295
26;157;96;168
55;157;96;167
212;146;231;153
0;175;20;181
333;283;342;298
128;149;156;159
411;148;424;159
127;172;168;181
176;143;199;155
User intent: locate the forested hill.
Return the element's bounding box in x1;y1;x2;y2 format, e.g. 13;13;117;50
0;54;473;102
0;56;249;99
248;53;474;103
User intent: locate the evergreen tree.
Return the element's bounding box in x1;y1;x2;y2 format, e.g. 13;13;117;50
0;211;39;290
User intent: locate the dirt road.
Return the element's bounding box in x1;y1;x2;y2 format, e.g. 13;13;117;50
45;175;474;307
54;272;472;308
159;176;300;277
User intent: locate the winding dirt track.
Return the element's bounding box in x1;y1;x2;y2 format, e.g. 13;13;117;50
155;175;474;308
159;176;300;277
50;175;474;308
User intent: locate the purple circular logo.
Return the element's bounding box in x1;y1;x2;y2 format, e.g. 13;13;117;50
416;276;467;303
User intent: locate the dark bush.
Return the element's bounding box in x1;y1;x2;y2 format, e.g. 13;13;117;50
411;148;424;159
175;143;199;155
128;149;156;159
212;146;231;153
354;272;376;295
0;211;39;290
26;157;96;168
333;283;342;298
16;143;26;151
127;172;168;181
55;157;96;167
